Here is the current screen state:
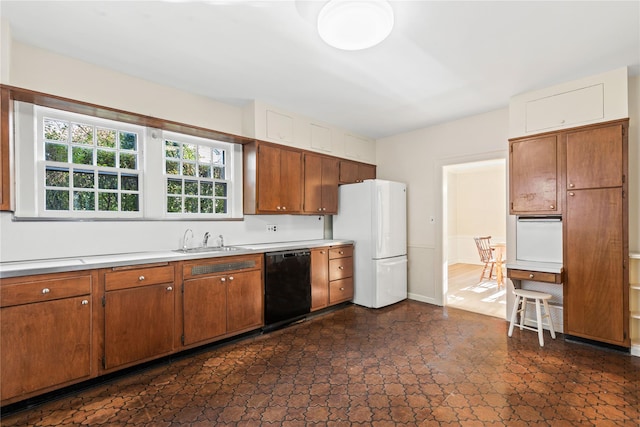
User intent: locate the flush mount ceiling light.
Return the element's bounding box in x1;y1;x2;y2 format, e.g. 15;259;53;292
317;0;394;51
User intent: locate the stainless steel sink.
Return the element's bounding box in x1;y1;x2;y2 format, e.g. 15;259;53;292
173;246;242;254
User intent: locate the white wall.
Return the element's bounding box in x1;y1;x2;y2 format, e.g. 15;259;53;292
375;108;511;306
0;41;326;262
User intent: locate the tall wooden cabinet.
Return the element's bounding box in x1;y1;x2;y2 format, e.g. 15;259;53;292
563;121;628;347
303;153;339;214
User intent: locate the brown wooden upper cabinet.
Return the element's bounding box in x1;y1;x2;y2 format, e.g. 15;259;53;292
339;160;376;184
566;123;624;190
243;141;303;214
509;134;561;215
304;153;339;214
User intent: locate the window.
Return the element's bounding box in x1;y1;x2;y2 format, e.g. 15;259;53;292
42;115;142;215
14;103;242;220
163;133;230;216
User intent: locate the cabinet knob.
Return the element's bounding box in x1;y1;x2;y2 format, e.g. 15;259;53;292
320;251;325;254
340;287;345;291
549;205;555;209
229;276;234;281
166;286;173;291
41;288;50;294
322;208;326;211
339;251;344;255
569;192;575;197
282;206;287;210
221;277;226;282
569;183;575;188
529;273;534;279
338;266;344;270
81;300;89;305
138;275;145;281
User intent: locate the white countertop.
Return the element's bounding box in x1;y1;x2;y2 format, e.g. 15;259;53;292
506;260;563;274
0;239;353;279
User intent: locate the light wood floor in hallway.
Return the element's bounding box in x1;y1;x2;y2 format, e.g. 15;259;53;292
447;263;506;319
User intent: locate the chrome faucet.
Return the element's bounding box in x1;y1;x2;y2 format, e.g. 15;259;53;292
218;234;224;247
202;231;211;248
182;228;194;251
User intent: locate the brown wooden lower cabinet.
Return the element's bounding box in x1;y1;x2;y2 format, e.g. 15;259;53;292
0;272;93;404
103;265;175;370
311;245;354;310
311;248;330;311
182;254;263;347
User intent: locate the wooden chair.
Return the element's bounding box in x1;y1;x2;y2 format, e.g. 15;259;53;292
473;236;495;282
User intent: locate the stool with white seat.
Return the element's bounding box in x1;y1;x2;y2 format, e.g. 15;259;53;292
508;289;556;347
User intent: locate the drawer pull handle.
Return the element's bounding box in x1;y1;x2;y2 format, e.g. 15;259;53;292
549;205;555;209
569;183;574;188
339;251;344;255
229;276;234;281
340;287;345;291
221;277;226;282
42;288;50;294
320;251;325;254
569;192;575;197
529;274;534;279
338;266;344;270
81;300;89;305
138;275;145;281
167;286;173;291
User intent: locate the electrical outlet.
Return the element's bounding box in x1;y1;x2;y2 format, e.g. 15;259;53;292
267;224;277;232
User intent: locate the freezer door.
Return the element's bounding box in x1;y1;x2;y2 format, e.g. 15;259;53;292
372;256;408;308
373;181;407;259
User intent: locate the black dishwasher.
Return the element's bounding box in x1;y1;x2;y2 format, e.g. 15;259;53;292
264;249;311;330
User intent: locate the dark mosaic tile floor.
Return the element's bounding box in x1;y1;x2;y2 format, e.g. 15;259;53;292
2;300;639;426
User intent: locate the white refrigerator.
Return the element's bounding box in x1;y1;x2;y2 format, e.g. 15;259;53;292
333;179;407;308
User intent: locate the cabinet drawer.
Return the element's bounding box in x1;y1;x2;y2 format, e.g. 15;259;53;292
329;257;353;281
507;269;562;284
1;274;91;307
329;245;353;259
329;277;354;304
105;265;174;291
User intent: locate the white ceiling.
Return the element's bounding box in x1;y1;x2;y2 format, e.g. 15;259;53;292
1;1;639;139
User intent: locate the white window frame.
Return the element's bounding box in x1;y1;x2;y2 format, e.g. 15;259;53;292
14;102;243;220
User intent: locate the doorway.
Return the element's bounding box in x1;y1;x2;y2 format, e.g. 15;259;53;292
443;159;507;319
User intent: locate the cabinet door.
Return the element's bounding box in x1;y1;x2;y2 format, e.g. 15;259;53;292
509;135;559;214
227;270;263;333
183;276;227;346
311;248;329;311
339;160;359;184
358;163;376;182
321;157;339;213
1;296;91;401
104;284;174;369
280;148;302;212
304;154;323;213
256;144;282;212
566;123;623;190
565;188;627;346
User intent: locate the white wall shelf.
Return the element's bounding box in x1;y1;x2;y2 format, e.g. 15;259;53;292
631;253;640;357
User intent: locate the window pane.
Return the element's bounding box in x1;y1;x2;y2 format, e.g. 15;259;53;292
182;162;196;176
97;149;116;167
121;174;139;191
73;170;94;189
72;147;93;165
44;119;69;141
71;123;93;144
167;178;182;195
185;197;198;213
97;128;116;148
215;182;227;197
212;149;225;165
166;160;179;175
46;189;69;210
121;193;139;212
119;132;137;150
98;192;118;211
73;191;95;211
184;180;198;195
98;172;118;190
215;199;227;214
183;144;196;161
200;182;213;196
212;167;225;179
46;168;69;187
198;164;211;178
200;198;213;213
198;146;211;163
119;153;137;169
45;142;68;162
165;141;180;158
167;196;182;213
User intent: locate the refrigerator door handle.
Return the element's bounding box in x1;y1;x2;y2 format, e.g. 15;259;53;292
376;186;383;255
